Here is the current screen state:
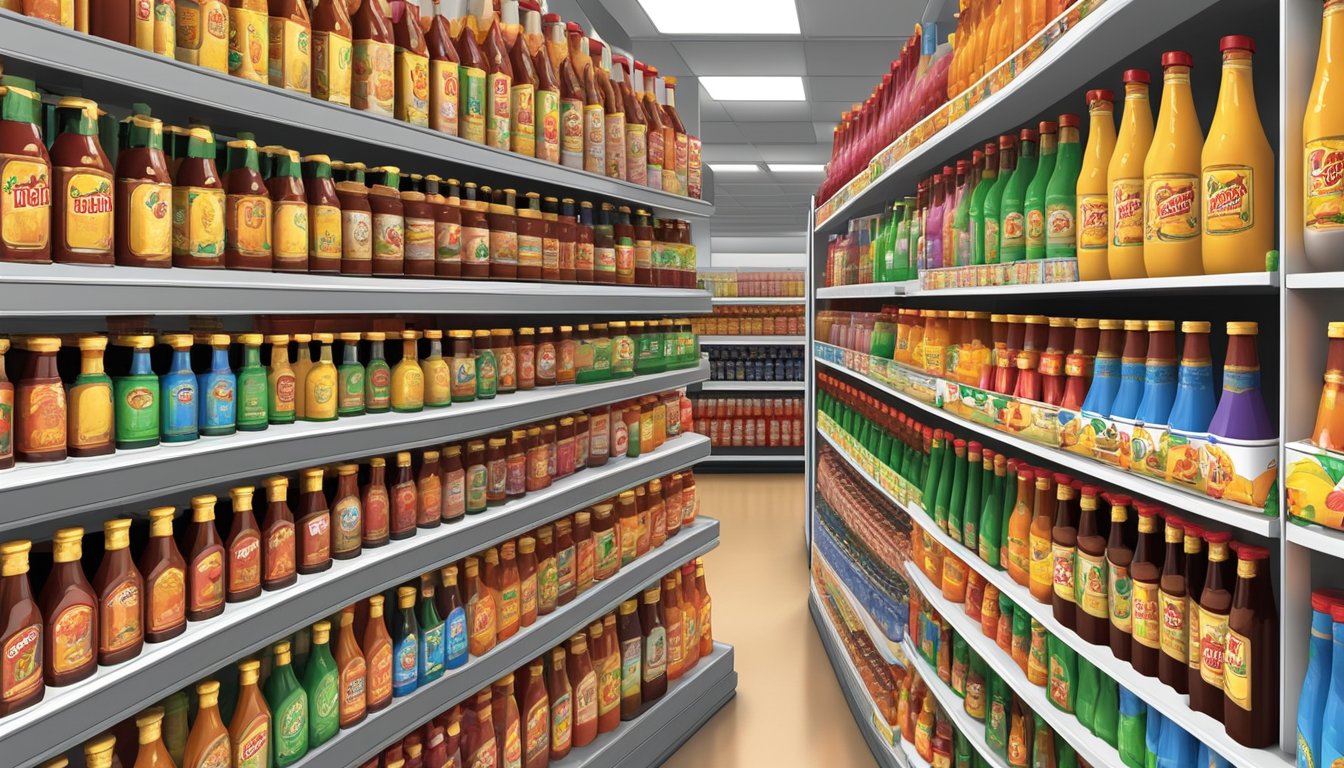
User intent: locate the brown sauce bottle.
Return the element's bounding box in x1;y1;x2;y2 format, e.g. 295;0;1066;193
557;198;578;282
184;495;226;622
261;475;297;590
1182;522;1208;700
369;166;406;275
460;181;491;279
555;517;576;606
591;41;624;180
391;450;418;539
616;597;642;720
637;63;666;190
297;467;332;575
224;139;273;271
517;192;545;280
613;56;647;186
0;83;52;264
262;147;309;272
115;112;173;268
362;456;392;547
400;174;437;277
418;449;443;527
1224;545;1277;746
581;61;606;176
311;0;355;106
302;154;343;273
92;519;143;665
392;0;431;127
488;186;519;279
1191;530;1232;718
51;98;114;265
40;527;96;686
1049;476;1078;630
225;486;262;603
1074;485;1108;645
538;197;560;281
556;47;584;170
0;540;43;716
427;175;462;278
575;201;595;283
335;163;373;274
1156;515;1189;693
352;0;397;118
140;506;187;643
1129;503;1163;676
332;463;364;559
532;29;561;164
1104;495;1134;659
483;16;515;151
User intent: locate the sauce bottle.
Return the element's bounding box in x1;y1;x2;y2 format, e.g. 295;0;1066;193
66;336;113;458
0;82;50;265
526;22;559;165
517;192;546;280
1182;522;1209;699
302;155;343;272
548;646;573;759
140;507;187;643
1144;51;1203;277
335;166;373;274
133;707;177;768
1104;494;1134;662
1155;515;1189;693
302;619;340;747
465;556;497;656
364;595;394;713
555;517;578;607
197;334;236;437
224;485;262;603
521;660;549;768
1077;91;1116;279
1045;112;1082;260
233;333;268;432
50;98;114;265
114;112;173;268
0;539;41;716
172;127;225;268
38;527;95;687
1306;1;1344;269
492;674;523;768
509;32;538;157
1050;475;1078;629
661;575;685;680
426;176;463;277
636;63;665;189
475;329;497;398
264;147;310;272
661;75;690;195
1224;545;1277;746
353;0;397;117
269;0;313;94
92;519;143;666
334;332;365;417
614;56;647;186
312;0;354;105
261;475;297;590
593;43;625;180
482;12;514;150
999;128;1036;263
264;640;310;765
1027;472;1054;602
296;467;332;575
90;1;167;52
465;440;488;515
517;535;538;627
536;525;558;615
438;565;468;670
638;585;669;706
331;463;363;559
488;187;519;279
562;633;596;749
505;429;526;499
360;457;390;547
401;175;436;276
593;202;617;283
185;494;226;622
369;167;406;274
581;57;606;176
1129;503;1163;676
391;585;419;697
1192;530;1231;718
462;689;497;767
459;182;490;278
228;0;269;84
392;0;431;127
229;660;270;767
175;0;229;72
418;449;442;527
420;330;451;408
426;0;461;135
183;680;231;768
363;332;391;412
1024;123;1056;260
1105;68;1154;279
392;329;425;412
554;34;584;170
455;21;489;144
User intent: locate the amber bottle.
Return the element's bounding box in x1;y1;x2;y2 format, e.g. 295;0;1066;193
332;463;364;559
261;475;298;591
1129;503;1163;676
297;468;333;575
548;646;573;760
40;527;97;686
184;494;226;622
334;605;368;729
140;507;187;643
92;518;144;665
364;594;394;713
616;597;642;720
223;486;262;603
391;451;419;539
363;457;392;548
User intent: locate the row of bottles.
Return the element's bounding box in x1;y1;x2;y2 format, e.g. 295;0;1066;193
690;396;804;449
0;432;702;717
0;88;699;285
811;568;906;726
816;377;1281;748
689;305;806;338
826;40;1275;286
2;1;702;198
0;323;700;467
41;559;712;768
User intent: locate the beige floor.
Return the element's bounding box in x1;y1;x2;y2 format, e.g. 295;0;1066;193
662;473;878;768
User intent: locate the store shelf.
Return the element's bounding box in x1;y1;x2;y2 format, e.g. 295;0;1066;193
812;0;1220;234
900;639;1011;768
0;12;713;221
814;547;903;665
816;282;918;300
0;263;714;317
549;643;738;768
292;516;720;768
705;451;806;464
1286;271;1344;290
700;336;807;345
0;361;710;535
696;380;806;391
903;564;1123;768
810;589;910;768
711;296;807;305
1287;520;1344;560
814;351;1280;537
819;427;1295;768
0;457;718;768
903;271;1279;299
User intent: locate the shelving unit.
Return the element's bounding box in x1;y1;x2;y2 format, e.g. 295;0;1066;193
814;548;902;665
710;297;806;305
699;335;807;346
817;271;1277;300
695;380;805;392
900;640;1011;768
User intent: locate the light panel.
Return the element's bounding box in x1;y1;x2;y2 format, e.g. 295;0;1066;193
702;76;806;102
709;163;763;172
636;0;802;35
767;163;826;173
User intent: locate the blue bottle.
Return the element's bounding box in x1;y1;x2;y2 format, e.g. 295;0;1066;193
1108;321;1149;420
1154;716;1198;768
197;334;237;437
160;334;199;443
1135;320;1178;426
1080;319;1124;417
1321;600;1344;767
1145;706;1165;768
441;566;469;671
392;586;419;697
1118;686;1147;768
416;575;445;685
1167;321;1216;434
1299;591;1340;768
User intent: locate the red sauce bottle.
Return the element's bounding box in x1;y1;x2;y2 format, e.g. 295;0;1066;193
297;467;332;575
364;595;394;713
302;154;343;273
460;181;491;279
92;518;143;666
568;632;598;747
638;594;668;705
0;540;43;716
51;97;114;265
617;597;642;720
455;21;489;145
418;449;443;528
362;456;392;547
517;536;538;627
40;527;96;686
441;444;467;522
425;0;461;136
488;186;519;280
310;0;353;106
535;526;557;616
555;47;584;170
184;494;226;622
114;112;173;268
352;0;397;117
224;138;272;271
592;41;625;180
539;197;561;281
261;475;297;590
637;63;666;191
509;34;538;157
140;506;187;643
548;646;573;759
520;660;549;768
225;486;262;603
574;510;595;595
505;429;527;499
483;17;515;150
1129;503;1164;676
369;166;406;275
0;82;53;264
613;56;647;186
555;517;576;607
492;674;523;768
391;451;418;540
391;0;430;127
532;32;561;164
593;202;617;284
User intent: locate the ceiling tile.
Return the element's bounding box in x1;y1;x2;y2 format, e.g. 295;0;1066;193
722;101;813;122
806;76;884;103
798;0;922;38
804;39;903;76
699;99;732;121
753;144;832;162
738;122;819;144
672;41;808;76
631;40;694;76
701;122;749;143
814;121;837;142
702;143;762;162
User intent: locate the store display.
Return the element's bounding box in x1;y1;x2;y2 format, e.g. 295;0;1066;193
691;397;803;450
691;306;805;338
697;270;805;298
706;345;803;383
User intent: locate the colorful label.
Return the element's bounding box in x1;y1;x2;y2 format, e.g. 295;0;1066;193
1001;211;1025;249
983;218;999;263
312;31;354;106
264;521;295;582
100;577;141;653
584;104;606;173
60;169;113;253
309;204;341;261
615;243;636;280
228;7;268;82
643;626;667;681
420;620;444;678
1131;581;1159;649
606;114;627;178
1051;543;1076;603
556;546;575;598
367;644;392;704
194;734;231;768
537;89;560;160
1198;606;1228;688
1025;207;1045;247
405;215;435;263
1111;178;1144;246
1077;193;1108;249
341;209;372;262
487;72;512;149
595;528;617;576
275;696;307;761
1203;165;1253;234
2;623;40;702
229;531;261;594
518;233;543;271
1075;550;1107;618
490;228;518;266
525;699;548;763
620;638;641;699
300;512;330;567
172;186;225;262
396;51;430;127
1145;174;1200;241
49;603;93;673
272;200;308;262
462;225;489;266
1159;590;1187;662
123;180;174;260
267;18;312;94
1187;594;1201;672
199;372;236;430
392;635;417;691
459;66;487;144
332;496;361;553
1307;137;1344;229
466;465;487;511
373;212;404;262
626;123;648;185
176;0;229;70
363;488;388;539
436;219;461;267
505;454;526;496
68;380;112;449
338;366;364;413
595;245;616;275
1223;628;1251;710
238;372;267;426
353;39;395;117
431;59;459;133
560;97;584;161
1107;562;1131;634
447;607;467;662
191;548;225;612
147;566;185;633
550;691;572;752
234;715;269;768
1045;202;1076;248
510;83;536;156
575;671;597;726
0;157;52;251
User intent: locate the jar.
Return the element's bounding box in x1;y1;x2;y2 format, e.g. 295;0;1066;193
450;330;476;402
574;413;590;472
516;327;536;390
556;325;577;385
586;405;610;468
610;321;634;378
556;418;576;479
485;436;507;506
493;329;516;395
368;166;405;276
535;327;557;387
525;426;550;492
505;429;527;499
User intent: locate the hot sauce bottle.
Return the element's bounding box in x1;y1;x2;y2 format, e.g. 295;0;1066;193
392;0;431;127
261;475;297;590
38;527;96;687
140;507;187;643
223;486;262;603
263;147;309;272
530;23;560;165
197;333;236;437
438;565;468;670
551;36;584;170
183;679;230;768
0;539;41;716
464;556;497;656
593;617;621;733
13;336;65;463
331;463;364;559
613;57;647;186
50;98;114;265
492;674;523;768
1192;531;1231;718
580;55;606;176
455;19;489;145
235;333;269;432
229;660;270;768
113;111;172;268
1224;545;1277;747
267;0;312;94
593;203;616;284
369;166;406;275
488;187;519;279
637;63;665;190
520;660;550;768
353;0;397;117
616;597;642;721
304;619;340;747
133;707;177;767
390;585;419;697
509;30;538;157
0;82;51;265
172;128;225;269
392;330;425;412
421;330;451;408
400;174;436;276
459;182;490;278
462;689;497;767
426;0;461;136
264;640;309;765
92;519;142;666
417;449;443;528
661;75;690;196
591;42;625;180
365;332;392;412
1156;514;1190;693
517;193;545;280
312;0;354;106
335;166;373;274
546;645;573;760
517;535;538;627
302;155;343;272
364;595;394;713
1129;503;1163;676
223;139;273;271
184;494;226;622
359;456;391;547
465;440;488;514
297;467;332;575
482;10;514;150
66;335;113;458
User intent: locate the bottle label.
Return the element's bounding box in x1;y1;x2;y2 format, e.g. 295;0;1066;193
644;626;667;681
1074;549;1107;618
487;72;512;149
156;375;193;439
499;584;520;631
333;496;362;553
1028;530;1052;592
227;193;272;258
435;220;462;270
520;571;537;619
447;607;467;662
1025;206;1045;247
1045;201;1076;248
195;733;231;768
462;224;489;266
267;18;311;94
1110;178;1144;246
396;51;430;126
466;465;487;510
1223;628;1252;710
363;487;389;540
595;528;617;576
616;243;636;280
606;113;627;178
275;696;307;760
1144;174;1200;241
147;566;185;633
123;180;173;260
1198;606;1228;688
598;658;621;714
444;469;465;518
431;59;460;134
234;714;269;768
366;363;391;407
539;558;558;609
1001;210;1025;250
100;577;141;653
525;699;548;763
1203;165;1253;234
49;604;93;673
505;453;526;496
620;637;641;698
200;372;236;430
338;366;364;412
517;233;543;271
405;215;435;263
1107;561;1131;634
60;169;114;253
575;671;597;726
1223;366;1261;394
265;521;295;582
551;691;572;752
510;83;536;156
1186;594;1201;672
312;31;353;106
393;635;417;689
341;209;372;262
339;657;366;724
300;512;331;567
1051;543;1077;603
596;245;616;275
490;228;518;266
418;474;441;526
352;39;395;117
1077;193;1108;250
367;643;392;704
983;218;999;263
1159;590;1187;661
172;186;226;262
315;670;338;723
459;66;487;143
302;203;340;263
190;547;225;612
577;241;595;272
69;380;112;449
177;1;230;70
2;623;40;702
561;98;584;158
1131;580;1159;649
373;212;404;262
584;104;606;173
1307;138;1344;229
0;156;52;251
421;620;445;677
556;546;575;597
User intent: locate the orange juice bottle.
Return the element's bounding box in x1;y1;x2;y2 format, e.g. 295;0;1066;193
1305;0;1344;269
1108;69;1154;279
1010;0;1027;57
1006;467;1033;588
1200;36;1273;274
1143;51;1204;277
1077;89;1116;280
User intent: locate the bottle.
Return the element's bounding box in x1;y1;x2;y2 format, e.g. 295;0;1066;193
1078;90;1116;278
175;0;229;71
1028;472;1055;603
0;546;39;716
983;134;1015;264
568;633;599;748
353;0;397;117
1208;321;1276;445
234;333;268;431
544;645;572;760
65;336;113;457
183;680;231;768
392;0;431;127
50;98;114;265
336;333;366;417
1105;69;1155;278
195;334;237;437
1156;516;1189;693
392;330;425;413
140;506;187;643
224;139;272;270
465;557;497;656
662;575;686;680
1222;545;1278;747
291;334;314;421
364;332;392;413
1074;485;1108;645
1129;503;1163;676
1202;36;1273;274
1108;320;1149;423
0;82;51;265
521;660;550;768
303;333;338;422
112;335;159;451
303;620;340;748
133;706;177;768
999;128;1037;263
36;527;94;687
113;111;173;268
593;617;622;733
293;468;331;576
171;128;226;268
969;142;998;266
537;527;558;616
229;660;270;768
1025;123;1057;260
264;641;309;766
1315;324;1344;450
483;10;516;150
1104;495;1134;662
92;519;143;666
639;586;668;705
261;475;297;590
390;585;420;698
185;494;226;621
364;595;394;713
311;0;354;105
1306;1;1344;268
1143;51;1204;277
1006;467;1034;587
979;453;1007;567
492;673;523;768
497;541;522;641
1050;475;1078;628
1045;112;1083;260
617;597;643;720
334;606;368;729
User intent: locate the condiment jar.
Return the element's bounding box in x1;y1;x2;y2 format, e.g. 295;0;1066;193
51;97;114;265
0;82;53;264
302;154;343;272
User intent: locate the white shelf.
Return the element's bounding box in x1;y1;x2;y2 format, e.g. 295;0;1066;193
700;335;807;345
697;380;806;391
900;639;1011;768
905;271;1279;299
1286;271;1344;290
812;0;1221;234
706;452;805;464
814;350;1280;537
816;282;918;300
819;427;1295;768
1287;521;1344;560
814;546;904;665
710;296;807;305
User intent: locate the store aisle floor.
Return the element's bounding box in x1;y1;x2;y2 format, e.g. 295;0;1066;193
663;473;878;768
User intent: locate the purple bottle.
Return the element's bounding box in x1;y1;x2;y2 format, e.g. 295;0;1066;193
1207;321;1273;439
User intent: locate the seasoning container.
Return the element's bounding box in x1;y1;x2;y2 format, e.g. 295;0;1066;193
576;201;596;282
417;450;442;528
363;457;391;547
450;330;477;402
65;336;113;458
17;337;67;462
1224;544;1278;747
517;192;546;280
337;332;366;417
302;155;343;272
525;427;550;492
494;329;517;394
235;333;268;432
439;444;465;523
421;330;451;408
140;506;187;643
261;475;297;590
50;98;113;265
465;440;488;514
556;417;577;479
312;0;355;106
540;196;562;281
223;138;272;270
575;412;591;470
92;519;143;665
369;167;406;276
225;486;262;603
297;467;332;575
365;332;392;412
304;333;339;422
335;164;373;274
426;4;461;136
557;199;578;281
610;321;634;379
184;495;226;622
352;0;397;117
488;187;520;280
400;174;436;276
392;0;431;127
517;327;537;390
556;326;577;385
39;527;96;687
555;517;577;606
391;330;425;412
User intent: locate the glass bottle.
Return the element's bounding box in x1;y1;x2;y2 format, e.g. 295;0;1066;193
132;706;176;768
264;641;309;766
110;335;156;452
421;330;452;408
364;595;394;713
140;507;186;643
492;673;523;768
297;468;332;575
303;620;340;748
1223;545;1277;746
39;527;96;686
1105;494;1134;662
92;518;143;666
184;494;226;622
465;557;497;656
228;659;270;768
336;332;366;417
182;680;231;768
518;536;538;627
291;334;314;421
1314;322;1344;451
1025;123;1057;260
438;565;468;670
1078;92;1116;278
1046;112;1083;260
1108;68;1154;279
392;585;420;697
234;333;268;431
334;605;368;729
195;334;236;437
365;332;392;413
617;597;643;720
261;475;297;590
1130;503;1164;676
331;463;363;559
1143;51;1204;277
303;333;338;423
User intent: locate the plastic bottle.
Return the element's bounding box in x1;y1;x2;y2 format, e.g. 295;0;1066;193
1143;51;1204;277
1025;121;1057;260
1000;127;1038;263
1078;90;1116;279
984;134;1017;264
971;142;999;266
1299;591;1342;768
1045;113;1082;260
1305;0;1344;269
303;620;339;748
1109;69;1154;278
264;641;309;766
391;586;420;697
1117;686;1147;768
1108;320;1149;422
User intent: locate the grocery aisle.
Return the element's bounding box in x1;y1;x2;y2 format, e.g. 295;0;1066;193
662;474;877;768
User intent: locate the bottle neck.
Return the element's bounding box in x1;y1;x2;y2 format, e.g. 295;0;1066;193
243;346;261;367
343;345;359;365
80;350;105;376
130;349;153;375
270;346;289;368
1216;50;1255;114
318;344;333;364
211;347;230;371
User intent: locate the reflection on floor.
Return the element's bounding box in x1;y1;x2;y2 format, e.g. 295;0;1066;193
662;473;879;768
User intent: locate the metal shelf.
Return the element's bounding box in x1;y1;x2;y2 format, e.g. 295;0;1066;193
0;12;713;221
706;451;805;464
821;272;1278;300
1287;520;1344;560
697;380;805;391
814;351;1280;537
816;282;918;300
901;640;1011;768
0;361;709;534
810;589;910;768
0;458;718;768
549;643;737;768
710;296;807;305
1286;271;1344;290
294;517;721;768
0;263;713;317
699;336;807;345
812;0;1220;234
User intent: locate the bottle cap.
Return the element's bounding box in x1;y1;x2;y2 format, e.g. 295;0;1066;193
1123;319;1146;331
1146;320;1174;332
1057;113;1080;128
1220;35;1254;53
1018;127;1037;143
1162;50;1194;68
1038;120;1057;134
1086;89;1114;104
1123;68;1151;84
1181;321;1210;334
1227;321;1258;335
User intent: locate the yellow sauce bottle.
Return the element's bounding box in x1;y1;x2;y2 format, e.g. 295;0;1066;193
68;335;114;458
291;333;313;421
1143;51;1203;278
1305;0;1344;269
176;0;230;73
1077;89;1116;281
391;330;425;413
421;329;452;408
227;0;269;84
304;333;338;422
1108;69;1154;279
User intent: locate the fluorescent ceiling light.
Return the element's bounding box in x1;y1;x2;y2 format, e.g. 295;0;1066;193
637;0;801;35
701;76;805;102
710;163;762;172
768;163;826;173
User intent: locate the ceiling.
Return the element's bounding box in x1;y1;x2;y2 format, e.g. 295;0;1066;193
594;0;924;238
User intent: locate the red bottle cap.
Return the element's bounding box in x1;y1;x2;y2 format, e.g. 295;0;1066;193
1236;544;1270;560
543;12;562;22
957;159;971;173
1182;520;1204;538
1202;530;1232;544
968;441;982;453
1134;502;1160;517
1087;89;1115;104
973;149;984;164
1123;69;1151;84
1312;589;1344;614
1038;120;1058;134
1019;127;1038;143
1102;493;1132;506
1053;472;1071;486
1220;35;1254;53
1330;602;1344;624
953;438;967;449
984;141;997;155
565;21;584;34
1164;513;1184;528
1018;468;1035;481
944;165;955;177
1162;50;1194;68
1081;484;1102;497
999;134;1017;149
1058;113;1081;128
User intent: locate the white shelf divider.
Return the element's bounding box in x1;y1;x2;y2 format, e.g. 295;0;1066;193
699;335;807;346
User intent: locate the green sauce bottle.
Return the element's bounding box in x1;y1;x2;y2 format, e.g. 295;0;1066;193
979;453;1006;568
303;620;340;749
1025;121;1058;259
922;430;946;512
114;334;161;449
336;332;366;417
961;442;984;548
946;438;968;544
265;640;309;766
236;333;269;431
1046;633;1078;713
1093;672;1119;746
364;331;391;413
982;134;1016;265
1046;113;1084;259
998;127;1037;263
